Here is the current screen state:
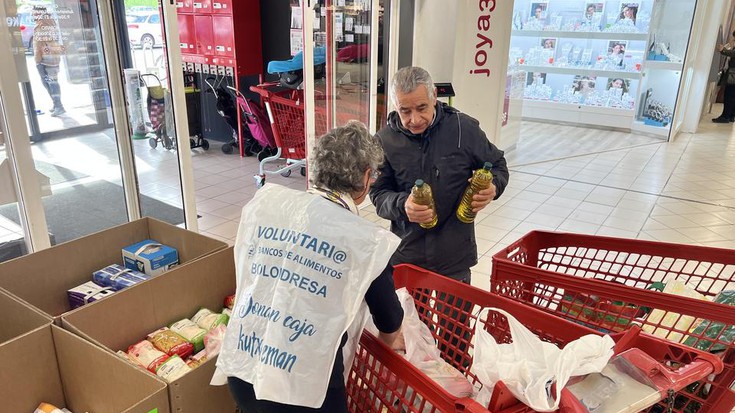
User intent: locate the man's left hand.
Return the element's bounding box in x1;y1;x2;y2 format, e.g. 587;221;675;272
471;183;496;213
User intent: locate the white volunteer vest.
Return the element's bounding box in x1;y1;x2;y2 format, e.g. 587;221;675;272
215;184;400;408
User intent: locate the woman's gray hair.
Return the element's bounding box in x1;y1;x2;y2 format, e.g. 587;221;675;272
390;66;435;106
310;121;383;194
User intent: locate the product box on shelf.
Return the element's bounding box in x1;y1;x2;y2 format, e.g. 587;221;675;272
0;324;169;413
0;217;228;322
62;247;237;413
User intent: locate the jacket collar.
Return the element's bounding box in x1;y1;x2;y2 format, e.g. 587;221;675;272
388;101;456;139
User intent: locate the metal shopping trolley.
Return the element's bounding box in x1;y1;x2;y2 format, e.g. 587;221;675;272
249;82;313;188
346;264;724;413
491;231;735;413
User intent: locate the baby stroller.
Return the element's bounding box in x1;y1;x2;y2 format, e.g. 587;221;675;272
204;77;262;156
207;80;275;158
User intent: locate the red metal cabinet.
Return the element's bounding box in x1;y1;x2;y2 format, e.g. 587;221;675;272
175;0;193;13
211;0;232;15
212;16;234;57
192;0;212;13
194;15;214;57
175;0;261;74
177;14;196;54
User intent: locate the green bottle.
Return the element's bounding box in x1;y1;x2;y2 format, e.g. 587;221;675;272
411;179;438;229
456;162;494;224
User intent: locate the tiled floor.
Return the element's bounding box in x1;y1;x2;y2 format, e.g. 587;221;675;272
2;114;734;291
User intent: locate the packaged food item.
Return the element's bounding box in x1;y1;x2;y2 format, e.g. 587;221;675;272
186;350;208;369
204;324;226;357
642;279;707;343
67;281;115;309
456;162;493;223
92;264;150;291
169;318;207;352
192;308;229;331
34;403;65;413
147;327;195;359
127;340;170;373
223;307;232;317
684;290;735;352
155;354;191;383
224;294;236;310
411;179;438;229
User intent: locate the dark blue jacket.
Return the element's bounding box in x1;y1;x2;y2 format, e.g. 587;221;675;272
369;102;509;277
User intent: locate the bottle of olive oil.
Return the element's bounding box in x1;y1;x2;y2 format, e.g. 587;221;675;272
456;162;493;223
411;179;438;229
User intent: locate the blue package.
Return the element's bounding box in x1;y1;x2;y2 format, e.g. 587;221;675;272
92;264;150;291
122;239;179;276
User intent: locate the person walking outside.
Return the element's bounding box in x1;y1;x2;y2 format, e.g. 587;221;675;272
33;6;66;117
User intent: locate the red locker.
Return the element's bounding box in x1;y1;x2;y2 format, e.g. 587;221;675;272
194;15;214;57
212;16;234;57
211;0;232;15
177;14;196;54
192;0;212;13
231;0;262;75
175;0;193;13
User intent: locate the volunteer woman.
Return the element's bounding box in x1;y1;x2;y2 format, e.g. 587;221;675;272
215;121;405;412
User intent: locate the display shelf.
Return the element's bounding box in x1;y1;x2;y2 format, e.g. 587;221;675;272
631;120;670;137
512;30;649;41
519;64;642;79
643;60;683;71
522;100;635;129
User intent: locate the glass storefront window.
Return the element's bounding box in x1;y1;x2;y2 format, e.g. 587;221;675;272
508;0;696;140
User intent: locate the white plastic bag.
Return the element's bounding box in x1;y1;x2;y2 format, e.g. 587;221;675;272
367;288;474;398
472;307;615;411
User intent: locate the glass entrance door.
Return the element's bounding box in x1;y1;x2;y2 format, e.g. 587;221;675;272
0;0;139;248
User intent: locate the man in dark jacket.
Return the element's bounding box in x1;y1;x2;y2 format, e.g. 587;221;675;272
369;66;509;284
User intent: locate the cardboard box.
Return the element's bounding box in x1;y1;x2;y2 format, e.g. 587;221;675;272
62;247;238;413
0;287;52;347
0;217;228;321
0;324;169;413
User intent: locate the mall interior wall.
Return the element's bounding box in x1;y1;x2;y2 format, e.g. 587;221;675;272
412;0;515;150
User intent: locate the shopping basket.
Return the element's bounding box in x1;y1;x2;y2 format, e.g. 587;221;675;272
491;230;735;412
346;264;723;413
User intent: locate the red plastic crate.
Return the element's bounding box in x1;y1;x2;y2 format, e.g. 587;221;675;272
492;230;735;413
345;264;723;413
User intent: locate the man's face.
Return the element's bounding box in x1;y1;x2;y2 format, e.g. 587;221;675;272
395;84;436;135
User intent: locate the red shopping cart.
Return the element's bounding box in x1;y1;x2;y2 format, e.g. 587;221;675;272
249;82;314;188
346;264;724;413
491;231;735;413
249;81;376;188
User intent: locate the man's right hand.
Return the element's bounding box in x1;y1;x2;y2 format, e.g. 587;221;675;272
404;194;435;224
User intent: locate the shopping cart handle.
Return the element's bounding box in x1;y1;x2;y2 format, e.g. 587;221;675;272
619;348;722;395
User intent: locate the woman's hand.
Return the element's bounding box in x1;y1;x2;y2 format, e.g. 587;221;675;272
379;326;406;353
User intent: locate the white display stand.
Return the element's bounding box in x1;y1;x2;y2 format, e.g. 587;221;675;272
509;0;696;139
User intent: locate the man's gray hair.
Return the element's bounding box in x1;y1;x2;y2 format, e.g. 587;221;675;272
390;66;435;106
310;121;383;194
